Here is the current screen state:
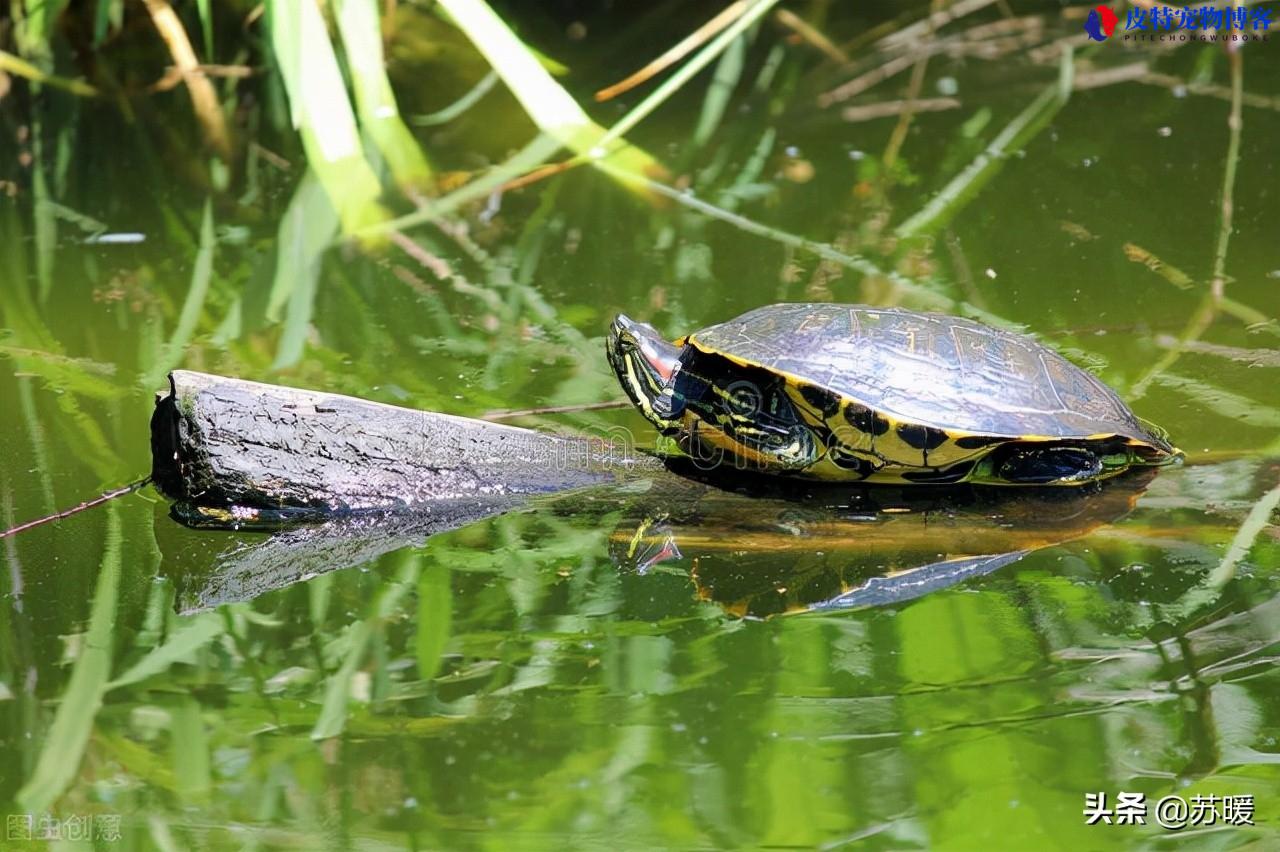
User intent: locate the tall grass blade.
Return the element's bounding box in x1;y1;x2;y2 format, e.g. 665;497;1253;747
16;504;121;815
1;341;120;399
693;34;747;148
266;170;338;322
594;0;749;101
93;0;125;47
436;0;662;187
362;132;563;237
311;558;419;740
332;0;433;191
437;0;589;140
1220;297;1280;337
411;70;498;126
416;565;452;681
171;695;212;800
311;620;372;741
596;0;780;151
1122;243;1194;290
13;0;71;59
389;0;772;210
107;613;225;691
142;199;216;388
1210;48;1243;300
195;0;214;62
717;126;774;212
16;379;56;515
142;0;231;158
0;50;97;96
32;117;56;302
896;48;1074;239
271;171;340;368
1210;483;1280;588
309;572;334;627
266;0;386;233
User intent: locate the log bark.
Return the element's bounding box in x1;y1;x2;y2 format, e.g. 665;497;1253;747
151;370;663;519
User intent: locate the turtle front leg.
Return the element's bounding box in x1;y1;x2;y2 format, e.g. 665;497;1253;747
724;389;819;472
683;416;819;474
996;445;1104;485
765;424;821;471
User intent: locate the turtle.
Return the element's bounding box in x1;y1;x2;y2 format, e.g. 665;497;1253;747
606;303;1181;486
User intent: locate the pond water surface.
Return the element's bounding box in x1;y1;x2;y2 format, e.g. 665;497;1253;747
1;3;1279;849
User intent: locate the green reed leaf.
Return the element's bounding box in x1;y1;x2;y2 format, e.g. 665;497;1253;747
16;504;121;815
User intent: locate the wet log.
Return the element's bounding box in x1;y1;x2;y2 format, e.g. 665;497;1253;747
150;370;662;521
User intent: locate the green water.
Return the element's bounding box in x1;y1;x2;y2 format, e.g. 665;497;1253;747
2;3;1280;849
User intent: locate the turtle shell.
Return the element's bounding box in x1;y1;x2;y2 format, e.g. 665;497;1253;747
685;303;1170;450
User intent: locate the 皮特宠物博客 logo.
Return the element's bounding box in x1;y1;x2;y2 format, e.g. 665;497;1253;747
1083;6;1119;41
1084;4;1271;42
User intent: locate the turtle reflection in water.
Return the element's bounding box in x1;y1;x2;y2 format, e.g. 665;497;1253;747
613;468;1156;619
167;461;1156;615
608;303;1181;486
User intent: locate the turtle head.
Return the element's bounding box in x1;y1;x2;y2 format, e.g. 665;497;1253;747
607;314;684;432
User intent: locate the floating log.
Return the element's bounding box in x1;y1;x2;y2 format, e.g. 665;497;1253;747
166;466;1155;613
150;370;664;523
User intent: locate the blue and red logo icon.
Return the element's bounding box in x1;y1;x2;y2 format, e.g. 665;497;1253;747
1083;5;1119;40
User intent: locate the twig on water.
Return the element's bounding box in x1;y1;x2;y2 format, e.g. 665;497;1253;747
0;479;150;540
1211;47;1244;302
411;70;499;126
1130;46;1243;399
819;49;933;108
774;9;848;63
149;63;256;93
1154;337;1280;368
1139;70;1280;113
369;0;778;230
594;1;749;101
875;0;1000;53
389;231;503;311
599;164;1019;330
618;169;941;297
895;46;1074;239
142;0;231;157
843;98;960;123
1210;480;1280;588
882;0;945;171
1122;243;1194;290
594;0;780;151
